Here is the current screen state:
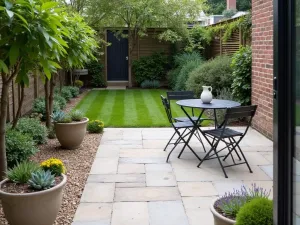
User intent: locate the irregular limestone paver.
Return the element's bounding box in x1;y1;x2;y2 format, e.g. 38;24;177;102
73;128;273;225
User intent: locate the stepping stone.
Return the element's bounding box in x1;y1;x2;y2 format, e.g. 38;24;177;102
118;164;145;174
148;201;189;225
114;187;181;202
145;164;172;172
73;203;112;224
178;182;218;197
111;202;149;225
87;174;145;183
146;172;177;187
185;208;214;225
116;182;146;188
182;197;214;210
81;183;115;203
259;165;273;179
119;157;166;164
90;158;118;174
212;181;244;196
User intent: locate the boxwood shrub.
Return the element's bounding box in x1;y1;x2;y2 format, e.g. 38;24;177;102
6;129;39;168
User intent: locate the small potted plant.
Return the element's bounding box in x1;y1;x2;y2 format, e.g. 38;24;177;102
52;110;88;149
210;184;271;225
0;159;67;225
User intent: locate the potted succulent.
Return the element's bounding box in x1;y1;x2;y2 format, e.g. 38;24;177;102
0;159;67;225
52;110;88;149
211;184;271;225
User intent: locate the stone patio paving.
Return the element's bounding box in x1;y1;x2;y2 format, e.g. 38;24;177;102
72;127;273;225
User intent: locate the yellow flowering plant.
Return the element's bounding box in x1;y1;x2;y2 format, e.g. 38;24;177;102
87;120;104;133
40;158;66;176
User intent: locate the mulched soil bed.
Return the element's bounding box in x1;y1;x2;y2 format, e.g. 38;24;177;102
0;88;102;225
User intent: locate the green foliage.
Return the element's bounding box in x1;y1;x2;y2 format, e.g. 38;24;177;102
174;59;203;91
6;161;41;184
236;198;273;225
68;86;80;97
32;98;60;120
54;95;67;109
87;120;104;133
168;51;203;90
15;118;48;144
28;170;55;190
86;61;106;87
208;14;252;42
5;129;39;168
47;126;56;139
185;26;212;52
74;80;84;88
70;110;84;121
186;55;233;97
133;52;169;85
60;87;73;102
231;46;252;105
40;158;66;176
140;80;160;89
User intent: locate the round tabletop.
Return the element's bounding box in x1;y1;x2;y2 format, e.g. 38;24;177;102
176;99;241;109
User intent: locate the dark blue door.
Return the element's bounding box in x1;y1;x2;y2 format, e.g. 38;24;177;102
107;30;129;81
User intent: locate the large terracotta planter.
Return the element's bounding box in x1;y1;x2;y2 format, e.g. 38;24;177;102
211;198;236;225
0;174;67;225
54;117;88;149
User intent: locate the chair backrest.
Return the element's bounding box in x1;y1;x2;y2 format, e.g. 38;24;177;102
224;105;258;135
160;95;173;123
167;91;195;101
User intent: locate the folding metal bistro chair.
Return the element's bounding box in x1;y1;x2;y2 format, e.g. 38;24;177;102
167;91;210;151
197;105;257;178
161;95;202;162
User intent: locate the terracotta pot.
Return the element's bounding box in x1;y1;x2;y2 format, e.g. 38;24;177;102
211;198;236;225
54;117;88;149
0;174;67;225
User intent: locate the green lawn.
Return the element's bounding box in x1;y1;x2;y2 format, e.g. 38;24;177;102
75;89;206;127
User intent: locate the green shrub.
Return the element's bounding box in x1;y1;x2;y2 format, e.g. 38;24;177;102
40;158;66;176
15;118;48;144
168;51;202;90
61;87;73;101
47;126;56;139
236;198;273;225
174;59;203;91
140;80;160;89
86;61;106;87
186;55;233;97
231;46;252;105
6;161;41;184
32;97;60;120
132;51;169;85
68;86;80;97
54;95;67;109
87;120;104;133
70;110;84;121
6;129;39;168
74;80;84;88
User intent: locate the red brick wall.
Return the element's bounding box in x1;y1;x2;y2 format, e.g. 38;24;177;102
252;0;274;139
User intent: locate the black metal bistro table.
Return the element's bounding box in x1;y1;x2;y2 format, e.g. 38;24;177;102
176;99;241;160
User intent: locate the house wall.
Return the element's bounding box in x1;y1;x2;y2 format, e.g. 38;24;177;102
252;0;274;139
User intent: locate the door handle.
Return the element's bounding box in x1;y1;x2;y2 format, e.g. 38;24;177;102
126;56;128;60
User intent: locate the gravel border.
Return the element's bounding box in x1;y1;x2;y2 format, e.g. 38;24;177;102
0;89;102;225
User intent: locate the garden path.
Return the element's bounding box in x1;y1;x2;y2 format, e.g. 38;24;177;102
72;127;273;225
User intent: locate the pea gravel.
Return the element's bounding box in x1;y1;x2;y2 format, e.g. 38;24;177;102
0;89;102;225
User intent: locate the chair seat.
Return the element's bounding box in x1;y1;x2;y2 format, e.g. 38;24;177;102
203;128;243;138
174;116;198;122
172;121;195;129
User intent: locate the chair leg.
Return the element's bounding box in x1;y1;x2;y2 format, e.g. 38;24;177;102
177;127;195;159
163;131;176;151
236;144;253;173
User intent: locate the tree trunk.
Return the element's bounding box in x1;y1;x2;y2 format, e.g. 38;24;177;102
44;79;51;128
128;29;133;87
0;74;9;178
12;85;25;129
49;75;55;116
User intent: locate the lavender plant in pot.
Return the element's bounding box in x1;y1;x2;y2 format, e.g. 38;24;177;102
210;184;271;225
